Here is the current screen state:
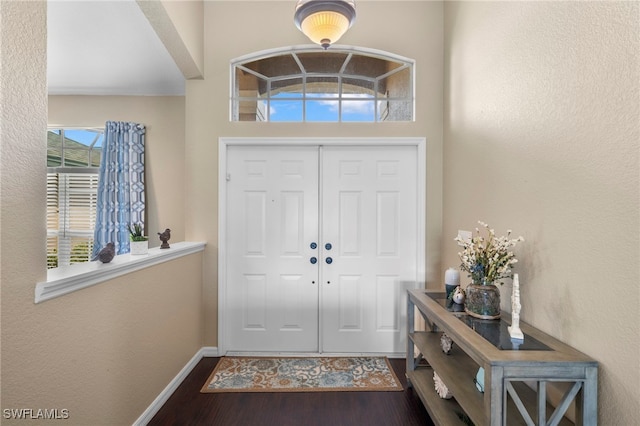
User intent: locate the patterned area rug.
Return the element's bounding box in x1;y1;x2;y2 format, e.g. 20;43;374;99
201;356;403;393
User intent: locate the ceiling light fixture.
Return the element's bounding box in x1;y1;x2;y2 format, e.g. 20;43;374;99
294;0;356;50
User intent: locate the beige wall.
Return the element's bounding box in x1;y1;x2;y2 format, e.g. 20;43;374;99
185;0;444;345
1;255;204;426
48;95;187;247
137;0;204;80
1;3;203;425
160;0;204;76
443;1;639;424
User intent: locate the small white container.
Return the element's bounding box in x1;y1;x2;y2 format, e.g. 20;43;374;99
130;240;149;255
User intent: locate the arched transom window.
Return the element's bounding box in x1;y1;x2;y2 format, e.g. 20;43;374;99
231;47;414;122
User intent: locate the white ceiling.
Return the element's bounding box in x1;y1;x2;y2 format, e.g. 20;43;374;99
47;0;185;96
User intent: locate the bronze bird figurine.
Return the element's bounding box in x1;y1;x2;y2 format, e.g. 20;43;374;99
92;242;116;263
158;228;171;249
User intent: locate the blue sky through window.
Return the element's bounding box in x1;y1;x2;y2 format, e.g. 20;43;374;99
62;129;103;147
269;92;376;122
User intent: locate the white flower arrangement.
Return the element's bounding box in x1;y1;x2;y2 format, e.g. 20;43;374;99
454;221;524;286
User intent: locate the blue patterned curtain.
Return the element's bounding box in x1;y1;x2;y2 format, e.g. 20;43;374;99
92;121;146;256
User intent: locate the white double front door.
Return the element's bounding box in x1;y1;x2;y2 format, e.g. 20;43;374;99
224;141;422;354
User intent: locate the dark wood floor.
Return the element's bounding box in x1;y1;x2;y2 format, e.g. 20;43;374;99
149;357;434;426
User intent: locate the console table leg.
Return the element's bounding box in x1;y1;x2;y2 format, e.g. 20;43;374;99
488;366;504;426
577;367;598;426
537;381;546;426
406;297;415;388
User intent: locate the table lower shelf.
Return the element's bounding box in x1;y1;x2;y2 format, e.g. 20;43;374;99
407;368;470;426
408;332;575;426
410;331;485;425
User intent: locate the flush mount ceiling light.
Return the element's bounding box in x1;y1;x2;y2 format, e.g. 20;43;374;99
294;0;356;50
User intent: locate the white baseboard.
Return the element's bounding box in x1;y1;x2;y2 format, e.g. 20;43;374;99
133;346;219;426
201;346;219;357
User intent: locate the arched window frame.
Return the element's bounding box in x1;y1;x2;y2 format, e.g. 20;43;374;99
231;45;415;122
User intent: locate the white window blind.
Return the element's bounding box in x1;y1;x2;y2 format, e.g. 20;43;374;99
47;128;103;269
47;169;99;268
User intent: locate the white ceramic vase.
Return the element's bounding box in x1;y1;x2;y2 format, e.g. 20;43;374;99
130;240;148;255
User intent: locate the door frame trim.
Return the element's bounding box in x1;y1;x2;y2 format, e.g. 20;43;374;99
218;137;427;356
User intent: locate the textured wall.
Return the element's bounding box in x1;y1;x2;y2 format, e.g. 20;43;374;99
1;3;203;424
443;1;639;424
186;0;444;345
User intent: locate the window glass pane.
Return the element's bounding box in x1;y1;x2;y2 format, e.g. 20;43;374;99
270;93;303;122
271;77;302;95
90;149;101;167
64;129;98;147
47;236;59;269
296;52;348;73
343;78;374;96
305;76;341;121
63;148;90;167
47;130;62;167
306;77;338;96
244;54;300;78
235;99;267;122
236;67;268;97
47;149;62;167
342;99;375;122
379;67;411;99
234;67;245;97
380;101;412;121
343;55;391;79
69;237;94;264
306;98;339;122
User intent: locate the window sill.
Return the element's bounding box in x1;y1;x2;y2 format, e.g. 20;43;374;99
36;241;206;304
